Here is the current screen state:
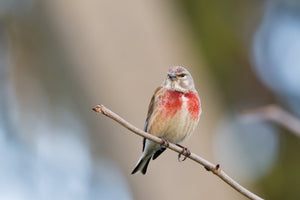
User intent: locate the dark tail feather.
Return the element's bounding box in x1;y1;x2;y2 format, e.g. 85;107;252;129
152;147;166;160
141;157;151;174
131;157;151;175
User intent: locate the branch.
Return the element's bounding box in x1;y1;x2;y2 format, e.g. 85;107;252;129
241;104;300;138
92;104;264;200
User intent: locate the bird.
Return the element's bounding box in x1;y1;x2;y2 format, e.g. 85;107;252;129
131;66;201;175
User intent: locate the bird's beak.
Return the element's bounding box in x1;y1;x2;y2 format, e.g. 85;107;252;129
168;73;176;81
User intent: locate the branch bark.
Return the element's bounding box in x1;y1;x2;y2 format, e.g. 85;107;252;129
92;104;264;200
241;104;300;138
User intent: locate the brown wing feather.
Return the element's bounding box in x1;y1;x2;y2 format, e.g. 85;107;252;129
142;86;163;151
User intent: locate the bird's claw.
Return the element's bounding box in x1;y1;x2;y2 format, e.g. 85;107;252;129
160;137;169;148
176;144;191;162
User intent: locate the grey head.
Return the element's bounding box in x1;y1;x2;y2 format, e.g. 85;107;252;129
162;66;195;93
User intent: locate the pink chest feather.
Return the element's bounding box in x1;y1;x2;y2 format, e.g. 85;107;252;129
159;90;200;120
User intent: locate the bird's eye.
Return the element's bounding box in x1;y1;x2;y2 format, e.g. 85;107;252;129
178;74;186;78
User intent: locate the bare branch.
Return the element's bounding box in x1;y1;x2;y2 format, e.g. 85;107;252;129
92;104;264;200
241;104;300;138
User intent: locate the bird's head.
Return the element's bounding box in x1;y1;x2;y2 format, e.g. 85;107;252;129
162;66;195;93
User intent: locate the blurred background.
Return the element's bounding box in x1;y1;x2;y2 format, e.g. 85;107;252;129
0;0;300;199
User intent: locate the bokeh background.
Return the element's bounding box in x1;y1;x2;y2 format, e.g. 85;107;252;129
1;0;300;199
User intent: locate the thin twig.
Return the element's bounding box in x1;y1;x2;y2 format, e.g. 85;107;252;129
241;104;300;138
92;104;264;200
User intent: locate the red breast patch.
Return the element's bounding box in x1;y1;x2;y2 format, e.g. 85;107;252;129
184;91;201;120
159;90;200;120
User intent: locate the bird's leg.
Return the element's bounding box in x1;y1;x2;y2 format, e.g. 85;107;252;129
176;144;191;162
160;137;169;148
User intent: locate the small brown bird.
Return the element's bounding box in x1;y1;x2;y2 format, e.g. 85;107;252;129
132;66;201;174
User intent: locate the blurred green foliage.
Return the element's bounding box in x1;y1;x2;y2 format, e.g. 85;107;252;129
260;132;300;200
176;0;271;105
